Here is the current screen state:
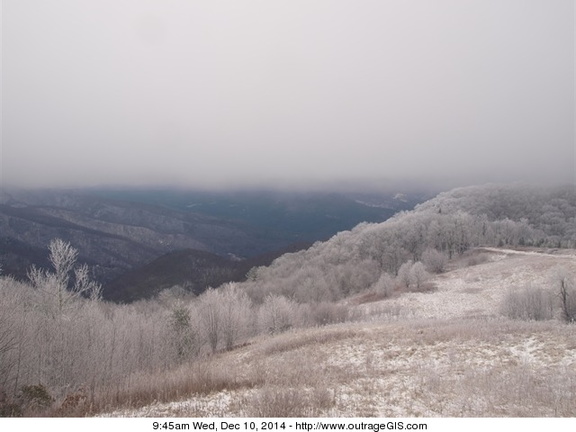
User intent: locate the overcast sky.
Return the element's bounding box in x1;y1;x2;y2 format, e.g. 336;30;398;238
2;0;574;190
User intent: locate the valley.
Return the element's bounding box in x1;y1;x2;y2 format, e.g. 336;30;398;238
0;187;425;301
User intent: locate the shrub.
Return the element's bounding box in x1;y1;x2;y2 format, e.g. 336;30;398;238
371;273;395;298
0;388;22;417
57;387;89;416
310;302;349;326
396;261;413;289
18;384;54;414
465;253;490;267
258;295;299;335
408;262;430;292
422;248;448;273
245;386;334;417
500;285;555;321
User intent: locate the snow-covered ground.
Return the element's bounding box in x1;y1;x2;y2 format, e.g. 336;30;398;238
357;248;576;321
101;248;576;417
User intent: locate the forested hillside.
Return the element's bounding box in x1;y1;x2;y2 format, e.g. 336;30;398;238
415;183;576;246
103;242;313;303
0;188;409;287
1;183;574;416
240;183;576;303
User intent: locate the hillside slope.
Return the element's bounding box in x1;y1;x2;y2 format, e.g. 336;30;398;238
0;188;409;285
102;248;576;417
234;184;576;305
103;242;313;302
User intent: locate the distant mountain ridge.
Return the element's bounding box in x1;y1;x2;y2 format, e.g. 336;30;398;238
103;241;313;303
0;187;427;297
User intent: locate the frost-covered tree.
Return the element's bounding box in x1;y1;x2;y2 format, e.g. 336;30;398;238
197;288;223;353
219;283;252;351
28;239;101;317
555;267;576;323
258;295;298;335
500;285;555;321
396;261;413;289
169;302;201;359
408;262;430;291
372;272;395;298
421;248;448;274
0;278;22;392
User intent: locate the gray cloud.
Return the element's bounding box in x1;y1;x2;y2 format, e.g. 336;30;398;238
2;0;574;190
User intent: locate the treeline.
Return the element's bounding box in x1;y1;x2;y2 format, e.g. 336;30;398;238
241;184;575;303
416;183;576;247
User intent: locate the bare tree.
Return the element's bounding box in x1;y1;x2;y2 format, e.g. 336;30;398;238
169;301;202;359
372;272;395;298
0;292;19;390
258;295;297;335
408;262;430;291
74;264;102;301
396;261;413;289
197;289;223;353
220;283;252;351
421;248;448;274
49;239;78;287
28;239;101;317
555;267;576;323
500;285;555;321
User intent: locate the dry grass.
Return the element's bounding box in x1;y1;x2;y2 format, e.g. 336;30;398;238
254;325;362;357
243;386;335;417
98;317;576;417
94;248;576;417
74;357;263;417
6;247;575;418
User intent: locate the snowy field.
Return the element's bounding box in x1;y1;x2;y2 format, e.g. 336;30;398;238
101;248;576;417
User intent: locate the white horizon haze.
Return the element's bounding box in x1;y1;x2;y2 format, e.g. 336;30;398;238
1;0;575;191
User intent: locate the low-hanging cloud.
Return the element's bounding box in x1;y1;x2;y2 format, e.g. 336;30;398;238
2;0;574;190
